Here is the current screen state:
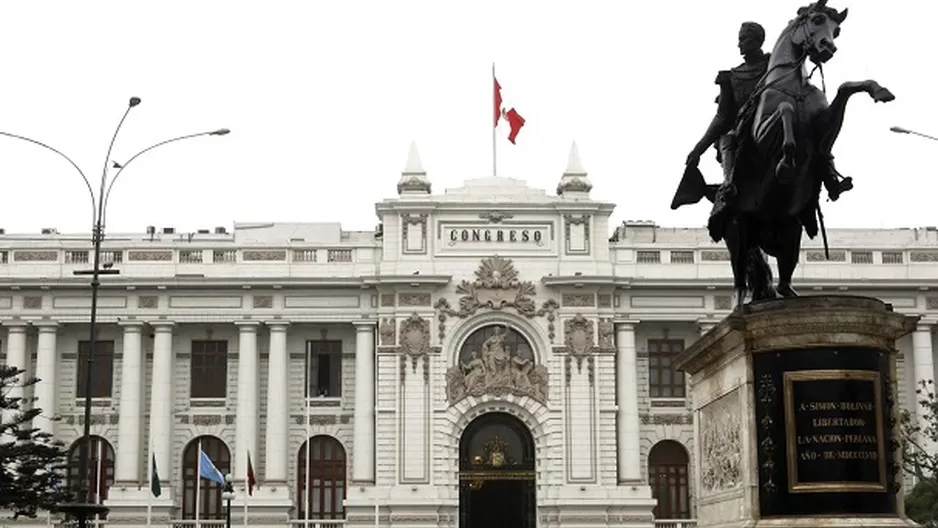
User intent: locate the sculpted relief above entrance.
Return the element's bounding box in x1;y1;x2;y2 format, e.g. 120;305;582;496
433;256;559;343
446;325;549;405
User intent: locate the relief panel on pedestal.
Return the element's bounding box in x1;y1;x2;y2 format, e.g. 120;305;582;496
698;388;743;497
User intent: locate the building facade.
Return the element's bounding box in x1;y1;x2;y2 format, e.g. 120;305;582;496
1;144;937;528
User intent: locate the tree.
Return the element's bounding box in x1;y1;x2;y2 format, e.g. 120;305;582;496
900;379;938;527
0;363;71;518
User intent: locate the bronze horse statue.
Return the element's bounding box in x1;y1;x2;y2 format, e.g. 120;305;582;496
673;1;894;307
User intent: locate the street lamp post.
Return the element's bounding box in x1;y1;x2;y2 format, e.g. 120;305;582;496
221;474;235;528
890;126;938;142
0;97;228;528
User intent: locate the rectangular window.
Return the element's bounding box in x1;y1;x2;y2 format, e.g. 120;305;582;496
306;341;343;397
76;341;116;398
648;339;685;398
190;340;228;399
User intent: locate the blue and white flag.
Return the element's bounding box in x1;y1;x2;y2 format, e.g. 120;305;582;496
198;449;225;484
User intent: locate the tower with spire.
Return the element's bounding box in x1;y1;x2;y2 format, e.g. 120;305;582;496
397;140;432;196
556;141;593;197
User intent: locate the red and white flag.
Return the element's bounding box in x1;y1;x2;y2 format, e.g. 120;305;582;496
494;76;525;144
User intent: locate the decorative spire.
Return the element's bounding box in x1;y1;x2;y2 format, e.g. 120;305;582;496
397;140;431;195
557;141;592;196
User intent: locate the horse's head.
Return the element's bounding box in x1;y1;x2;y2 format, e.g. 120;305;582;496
791;0;848;64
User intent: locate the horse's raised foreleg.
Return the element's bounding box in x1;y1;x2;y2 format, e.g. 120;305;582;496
812;81;894;201
818;80;895;153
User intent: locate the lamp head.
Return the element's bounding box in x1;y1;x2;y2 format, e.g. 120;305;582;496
224;473;233;483
129;97;142;108
211;128;231;136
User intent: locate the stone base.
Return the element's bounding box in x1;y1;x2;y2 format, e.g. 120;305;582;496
675;296;919;528
103;485;173;526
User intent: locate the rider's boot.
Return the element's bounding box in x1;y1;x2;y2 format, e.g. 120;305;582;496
822;156;853;202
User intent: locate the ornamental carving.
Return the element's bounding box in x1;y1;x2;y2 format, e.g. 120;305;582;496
434;256;558;342
398;313;431;381
445;325;549;405
699;390;742;495
379;317;396;346
598;319;615;349
564;314;596;370
479;211;514;223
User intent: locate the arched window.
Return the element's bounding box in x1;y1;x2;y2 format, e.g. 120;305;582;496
181;436;231;520
648;440;691;519
297;436;346;520
66;435;116;511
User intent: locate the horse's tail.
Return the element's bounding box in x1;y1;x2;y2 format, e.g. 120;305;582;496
671;165;719;210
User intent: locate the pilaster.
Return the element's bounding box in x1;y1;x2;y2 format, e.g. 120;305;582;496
235;321;260;486
115;321;145;485
33;322;60;437
353;321;376;484
148;321;175;498
615;320;642;482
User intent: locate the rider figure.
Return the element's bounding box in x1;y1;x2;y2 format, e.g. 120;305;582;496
685;21;853;241
685;22;771;239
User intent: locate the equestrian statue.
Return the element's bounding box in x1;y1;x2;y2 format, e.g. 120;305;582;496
671;0;894;308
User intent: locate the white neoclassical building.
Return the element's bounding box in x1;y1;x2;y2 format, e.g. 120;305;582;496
1;143;937;528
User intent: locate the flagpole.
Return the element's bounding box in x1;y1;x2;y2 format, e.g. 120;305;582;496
492;62;497;178
195;438;202;526
146;440;153;528
305;343;312;526
243;450;248;528
95;439;103;525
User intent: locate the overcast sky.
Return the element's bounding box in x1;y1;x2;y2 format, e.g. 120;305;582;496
0;0;934;235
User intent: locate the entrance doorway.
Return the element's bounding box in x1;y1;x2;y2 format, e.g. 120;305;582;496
458;412;536;528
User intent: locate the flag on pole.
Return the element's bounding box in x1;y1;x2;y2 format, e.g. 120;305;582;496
150;452;161;498
493;75;526;144
199;448;226;484
246;450;256;496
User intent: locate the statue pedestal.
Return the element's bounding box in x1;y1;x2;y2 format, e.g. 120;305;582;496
674;296;919;528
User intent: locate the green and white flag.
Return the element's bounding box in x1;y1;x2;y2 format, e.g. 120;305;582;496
150;452;161;498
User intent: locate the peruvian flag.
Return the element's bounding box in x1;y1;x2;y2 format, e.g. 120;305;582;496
494;77;526;144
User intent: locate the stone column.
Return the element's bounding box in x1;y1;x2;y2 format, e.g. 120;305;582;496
115;322;144;484
33;323;59;437
352;322;376;483
615;320;641;482
912;323;936;455
2;323;27;444
235;322;260;484
149;322;175;493
264;322;290;485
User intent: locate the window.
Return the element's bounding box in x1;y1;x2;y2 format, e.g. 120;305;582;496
648;440;691;519
297;436;347;520
76;340;115;398
648;339;685;398
66;435;115;512
306;341;342;397
181;436;231;520
190;340;228;398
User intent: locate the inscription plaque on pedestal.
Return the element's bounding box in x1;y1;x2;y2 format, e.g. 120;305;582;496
753;346;899;517
784;370;887;493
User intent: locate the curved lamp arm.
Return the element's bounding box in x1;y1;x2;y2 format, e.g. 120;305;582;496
100;128;229;225
0;131;97;229
96;97;142;227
